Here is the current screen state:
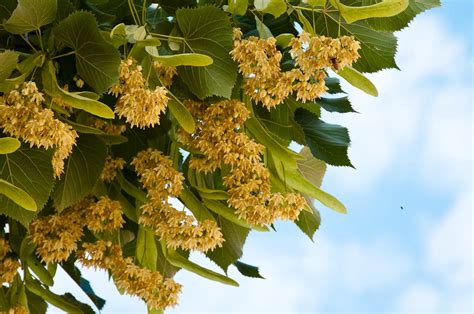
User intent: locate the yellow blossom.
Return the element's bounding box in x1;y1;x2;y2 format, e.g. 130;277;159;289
100;156;126;182
110;59;169;128
131;149;224;252
78;240;182;309
84;196;125;232
29;201;88;263
0;238;20;285
184;100;305;225
0;82;78;177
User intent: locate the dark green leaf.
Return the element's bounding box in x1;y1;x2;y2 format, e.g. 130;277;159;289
325;77;345;94
0;147;54;226
363;0;440;31
4;0;57;34
54;11;121;94
52;135;107;211
206;217;250;272
317;96;357;113
295;109;353;167
176;6;237;99
157;0;197;14
26;290;48;314
233;261;265;279
60;262;106;310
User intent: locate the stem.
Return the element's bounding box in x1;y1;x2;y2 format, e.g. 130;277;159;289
150;33;186;42
128;0;140;25
20;34;38;52
142;0;147;25
36;29;44;51
51;50;76;59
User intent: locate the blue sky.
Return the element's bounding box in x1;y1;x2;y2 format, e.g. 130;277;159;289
50;1;473;312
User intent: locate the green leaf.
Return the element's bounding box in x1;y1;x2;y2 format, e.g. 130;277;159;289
285;96;320;117
295;204;321;240
0;179;37;211
255;16;273;39
203;199;267;231
136;226;158;271
42;61;115;119
245;117;303;164
0;137;21;154
25;279;87;313
179;186;215;222
26;290;48;314
161;242;239;286
233;261;265;279
363;0;441;31
52;135;107;211
26;256;54;286
312;11;398;73
147;51;213;67
297;146;327;188
295;109;353;167
168;99;196;133
0;147;54;226
275;33;294;48
302;0;327;6
226;0;249;15
176;6;237;99
0;51;18;82
325;77;345;94
270;154;347;213
296;9;315;35
330;0;409;23
338;65;378;96
317;96;357;113
0;53;44;93
54;11;121;94
3;0;57;34
206;216;250;272
254;0;287;18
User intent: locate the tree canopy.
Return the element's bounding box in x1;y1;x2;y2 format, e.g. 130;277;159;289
0;0;439;312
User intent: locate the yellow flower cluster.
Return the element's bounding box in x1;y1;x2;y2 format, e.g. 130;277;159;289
29;203;85;264
0;238;20;285
0;82;78;177
8;305;28;314
93;119;127;135
153;61;177;87
290;32;361;72
231;30;360;108
110;59;169;128
29;196;124;263
183;100;306;225
131;149;224;252
78;240;181;309
84;196;125;232
100;156;126;182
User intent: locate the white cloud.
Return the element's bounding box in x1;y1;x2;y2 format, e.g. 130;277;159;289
323;14;472;192
171;234;413;313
